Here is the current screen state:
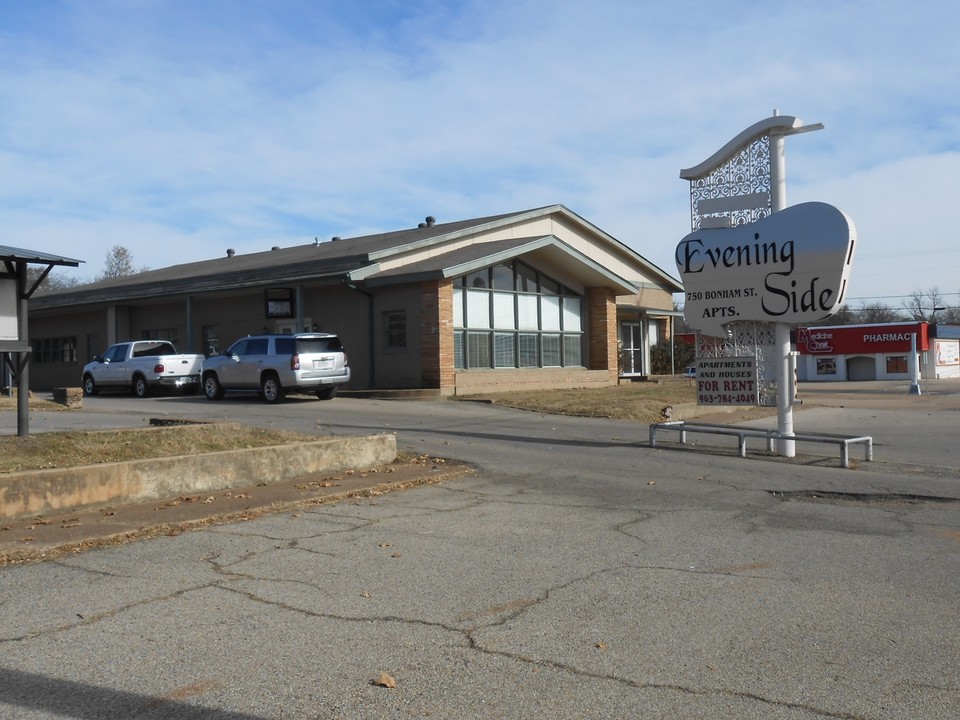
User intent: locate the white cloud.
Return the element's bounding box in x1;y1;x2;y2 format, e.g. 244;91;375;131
1;0;958;306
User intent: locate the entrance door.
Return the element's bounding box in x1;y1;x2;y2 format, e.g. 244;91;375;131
619;322;644;375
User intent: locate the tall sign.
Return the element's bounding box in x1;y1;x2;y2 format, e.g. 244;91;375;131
678;112;855;457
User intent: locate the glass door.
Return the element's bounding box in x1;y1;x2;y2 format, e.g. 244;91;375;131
619;322;644;375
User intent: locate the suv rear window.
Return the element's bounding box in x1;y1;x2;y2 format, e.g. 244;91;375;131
296;337;343;353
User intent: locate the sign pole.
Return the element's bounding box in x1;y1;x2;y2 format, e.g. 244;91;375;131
769;126;796;456
908;333;921;395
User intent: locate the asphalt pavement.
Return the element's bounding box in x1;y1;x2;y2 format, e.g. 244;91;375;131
1;381;959;719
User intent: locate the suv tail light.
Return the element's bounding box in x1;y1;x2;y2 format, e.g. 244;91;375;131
291;354;300;371
343;353;348;367
154;363;165;373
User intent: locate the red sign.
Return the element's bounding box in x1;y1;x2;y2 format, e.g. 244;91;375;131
796;323;928;354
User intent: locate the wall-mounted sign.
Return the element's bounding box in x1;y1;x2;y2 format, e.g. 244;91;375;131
796;322;929;354
676;202;856;336
695;356;759;406
936;339;959;366
265;288;294;318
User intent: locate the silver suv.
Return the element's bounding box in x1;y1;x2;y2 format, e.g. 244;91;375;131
201;333;350;403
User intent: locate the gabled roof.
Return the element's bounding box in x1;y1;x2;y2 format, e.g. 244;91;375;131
357;235;639;294
31;205;681;309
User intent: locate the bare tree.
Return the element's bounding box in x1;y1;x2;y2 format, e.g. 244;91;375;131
856;302;906;324
25;266;82;296
95;245;147;281
905;288;946;323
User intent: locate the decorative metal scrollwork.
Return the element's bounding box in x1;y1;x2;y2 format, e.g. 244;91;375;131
689;135;772;231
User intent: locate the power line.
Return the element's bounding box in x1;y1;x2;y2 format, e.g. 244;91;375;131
846;291;960;301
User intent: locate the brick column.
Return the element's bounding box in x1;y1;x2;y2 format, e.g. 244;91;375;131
586;287;618;380
420;279;456;391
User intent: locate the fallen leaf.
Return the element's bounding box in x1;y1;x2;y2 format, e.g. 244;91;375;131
647;481;656;486
360;591;371;598
595;641;608;651
391;552;402;558
372;672;396;688
378;542;392;548
202;497;215;504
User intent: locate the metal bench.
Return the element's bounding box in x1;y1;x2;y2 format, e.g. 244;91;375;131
649;420;873;469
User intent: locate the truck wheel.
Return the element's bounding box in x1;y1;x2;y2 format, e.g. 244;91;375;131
203;373;224;400
315;386;337;400
133;375;150;398
82;375;98;396
261;373;285;403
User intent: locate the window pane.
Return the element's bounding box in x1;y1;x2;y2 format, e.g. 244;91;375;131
453;288;464;327
383;310;406;349
562;296;581;331
466;270;489;288
491;263;514;290
467;331;491;368
492;292;515;329
494;333;515;368
516;263;537;292
541;295;561;331
466;289;490;328
454;331;464;369
542;334;561;366
519;334;539;367
563;334;582;366
540;276;560;295
517;295;538;330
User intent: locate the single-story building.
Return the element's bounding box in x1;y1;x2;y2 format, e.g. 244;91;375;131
796;321;960;381
27;204;683;395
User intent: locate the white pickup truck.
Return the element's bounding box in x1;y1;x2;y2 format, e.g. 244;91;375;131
81;340;204;397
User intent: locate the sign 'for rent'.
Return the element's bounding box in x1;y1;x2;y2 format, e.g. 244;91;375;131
696;357;759;406
676;202;856;336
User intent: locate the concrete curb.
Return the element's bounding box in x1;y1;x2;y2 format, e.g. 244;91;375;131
0;433;397;521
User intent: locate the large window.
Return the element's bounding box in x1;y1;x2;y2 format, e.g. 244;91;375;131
452;261;583;370
32;336;78;364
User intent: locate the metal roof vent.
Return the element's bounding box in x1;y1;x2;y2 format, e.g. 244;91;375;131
226;248;235;257
425;216;436;227
271;246;280;251
331;236;341;242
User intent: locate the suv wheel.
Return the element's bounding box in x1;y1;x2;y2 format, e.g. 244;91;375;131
203;372;225;400
82;374;98;396
261;373;285;403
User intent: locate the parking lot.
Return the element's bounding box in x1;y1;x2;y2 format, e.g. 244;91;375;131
1;382;959;719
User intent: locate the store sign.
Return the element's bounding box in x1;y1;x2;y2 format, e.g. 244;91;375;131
695;356;759;406
676;202;856;336
264;288;294;318
796;323;928;354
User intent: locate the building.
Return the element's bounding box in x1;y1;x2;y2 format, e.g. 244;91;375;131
796;321;960;381
28;205;683;394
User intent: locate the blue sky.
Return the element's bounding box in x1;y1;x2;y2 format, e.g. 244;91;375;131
2;0;958;313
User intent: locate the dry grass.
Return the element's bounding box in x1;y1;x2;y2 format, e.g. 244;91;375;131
0;424;318;474
1;381;700;473
461;379;698;423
